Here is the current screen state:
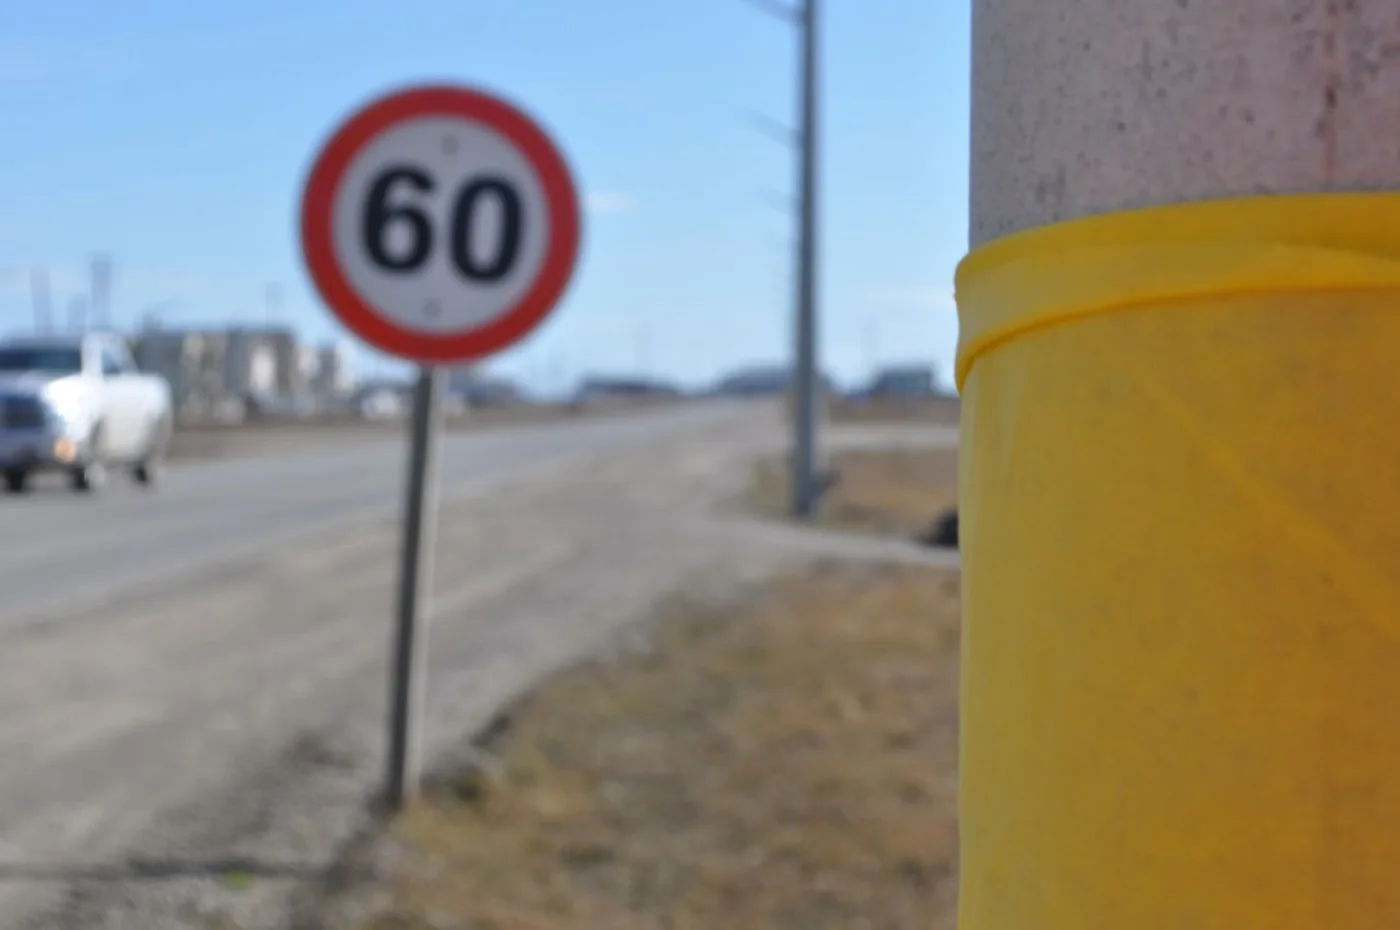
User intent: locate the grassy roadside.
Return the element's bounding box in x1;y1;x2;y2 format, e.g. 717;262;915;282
323;562;959;930
749;445;958;540
297;436;963;929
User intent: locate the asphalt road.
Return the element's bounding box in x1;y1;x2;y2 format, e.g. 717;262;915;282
0;400;957;929
0;400;752;626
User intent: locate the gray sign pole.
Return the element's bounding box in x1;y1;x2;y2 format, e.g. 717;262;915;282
384;363;445;811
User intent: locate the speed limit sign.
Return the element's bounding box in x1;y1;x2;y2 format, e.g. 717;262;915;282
299;83;582;363
298;83;583;812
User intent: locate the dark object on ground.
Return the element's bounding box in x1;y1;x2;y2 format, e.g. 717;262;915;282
920;508;958;549
813;466;841;506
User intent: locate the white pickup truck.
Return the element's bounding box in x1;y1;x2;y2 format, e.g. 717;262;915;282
0;332;174;494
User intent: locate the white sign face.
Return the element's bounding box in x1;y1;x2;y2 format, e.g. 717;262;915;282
330;116;552;334
300;85;581;363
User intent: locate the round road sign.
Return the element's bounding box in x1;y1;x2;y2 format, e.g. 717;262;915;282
300;84;582;363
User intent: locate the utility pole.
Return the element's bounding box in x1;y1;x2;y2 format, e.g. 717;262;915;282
744;0;822;519
790;0;820;519
68;296;87;331
634;322;650;377
30;269;51;334
549;353;566;400
90;254;113;330
265;283;283;330
139;298;180;331
864;317;879;381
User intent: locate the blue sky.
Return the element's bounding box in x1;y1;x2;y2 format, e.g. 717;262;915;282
0;0;969;392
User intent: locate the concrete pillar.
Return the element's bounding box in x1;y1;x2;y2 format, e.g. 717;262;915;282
971;0;1400;246
961;4;1400;927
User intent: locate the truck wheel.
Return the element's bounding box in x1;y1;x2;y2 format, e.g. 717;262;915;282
132;415;171;488
71;458;107;494
72;425;109;494
3;469;29;494
132;458;162;487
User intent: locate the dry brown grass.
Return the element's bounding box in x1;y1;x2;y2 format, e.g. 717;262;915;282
750;446;958;539
826;396;960;426
340;563;959;930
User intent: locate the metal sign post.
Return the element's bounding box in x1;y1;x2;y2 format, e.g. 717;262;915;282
299;84;582;810
385;364;444;808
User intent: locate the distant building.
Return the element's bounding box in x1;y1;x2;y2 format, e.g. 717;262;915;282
224;328;280;399
132;328;233;414
448;366;524;406
349;379;410;420
312;342;354;397
269;329;303;396
711;364;837;398
863;364;937;399
132;323;308;419
130;329;191;404
296;344;320;386
573;375;682;403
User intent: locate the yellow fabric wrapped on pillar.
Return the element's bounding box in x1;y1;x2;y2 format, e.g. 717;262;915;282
955;193;1400;929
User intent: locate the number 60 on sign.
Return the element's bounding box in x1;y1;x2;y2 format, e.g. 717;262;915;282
299;84;582;364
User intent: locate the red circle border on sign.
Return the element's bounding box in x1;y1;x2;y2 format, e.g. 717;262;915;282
300;84;582;364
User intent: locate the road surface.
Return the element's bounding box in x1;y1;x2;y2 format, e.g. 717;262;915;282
0;401;955;929
0;401;748;626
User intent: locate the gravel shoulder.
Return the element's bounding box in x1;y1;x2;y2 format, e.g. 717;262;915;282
0;413;944;929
